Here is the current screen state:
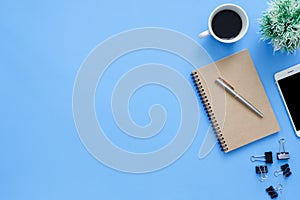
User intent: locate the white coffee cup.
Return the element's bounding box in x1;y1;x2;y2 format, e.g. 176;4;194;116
199;4;249;43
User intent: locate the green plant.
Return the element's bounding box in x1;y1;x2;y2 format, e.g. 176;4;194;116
259;0;300;53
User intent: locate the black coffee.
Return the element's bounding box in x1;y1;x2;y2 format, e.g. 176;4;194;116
212;10;242;39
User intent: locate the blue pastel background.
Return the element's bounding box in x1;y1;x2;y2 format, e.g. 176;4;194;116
1;0;300;199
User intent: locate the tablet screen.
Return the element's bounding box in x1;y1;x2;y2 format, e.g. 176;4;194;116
278;72;300;131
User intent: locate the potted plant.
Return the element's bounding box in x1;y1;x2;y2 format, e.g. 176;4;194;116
259;0;300;53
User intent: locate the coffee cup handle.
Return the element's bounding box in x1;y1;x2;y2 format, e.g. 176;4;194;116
198;30;210;38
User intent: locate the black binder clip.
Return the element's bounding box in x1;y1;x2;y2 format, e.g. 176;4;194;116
266;184;283;199
274;164;292;177
255;165;268;181
250;151;273;164
277;138;290;160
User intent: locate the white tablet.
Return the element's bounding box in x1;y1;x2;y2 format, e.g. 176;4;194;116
274;63;300;137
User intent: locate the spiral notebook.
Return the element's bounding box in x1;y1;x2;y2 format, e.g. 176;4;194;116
191;49;280;152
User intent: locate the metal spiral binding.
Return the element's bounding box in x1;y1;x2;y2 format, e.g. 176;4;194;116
191;71;228;152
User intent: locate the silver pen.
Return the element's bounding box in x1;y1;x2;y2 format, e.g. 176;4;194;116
215;77;264;118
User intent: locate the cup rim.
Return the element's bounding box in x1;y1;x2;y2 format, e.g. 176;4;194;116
208;3;249;43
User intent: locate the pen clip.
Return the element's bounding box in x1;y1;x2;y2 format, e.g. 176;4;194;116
217;77;234;90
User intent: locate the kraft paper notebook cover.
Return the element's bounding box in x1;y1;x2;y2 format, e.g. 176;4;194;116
191;49;280;152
